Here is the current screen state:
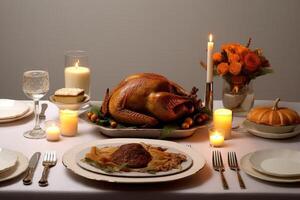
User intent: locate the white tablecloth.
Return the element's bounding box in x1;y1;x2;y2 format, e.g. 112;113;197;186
0;100;300;200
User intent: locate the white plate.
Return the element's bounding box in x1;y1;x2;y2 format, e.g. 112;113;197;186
242;120;300;139
0;148;18;173
0;151;29;182
49;94;90;110
81;112;210;139
249;149;300;178
0;103;34;123
63;138;206;183
243;119;297;134
240;152;300;183
0;99;29;120
76;143;193;177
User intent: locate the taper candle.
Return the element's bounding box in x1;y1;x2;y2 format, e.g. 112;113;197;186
207;33;214;83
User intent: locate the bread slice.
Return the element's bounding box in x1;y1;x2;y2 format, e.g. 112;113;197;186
54;88;85;104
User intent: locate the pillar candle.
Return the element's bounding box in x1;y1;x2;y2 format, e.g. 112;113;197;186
60;109;78;137
213;108;232;139
65;61;90;95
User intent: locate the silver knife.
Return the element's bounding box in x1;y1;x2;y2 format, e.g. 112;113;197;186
23;152;41;185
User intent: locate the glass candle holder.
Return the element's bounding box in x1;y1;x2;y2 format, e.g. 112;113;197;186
45;120;60;141
64;50;91;95
213;108;232;140
209;127;225;147
60;109;78;137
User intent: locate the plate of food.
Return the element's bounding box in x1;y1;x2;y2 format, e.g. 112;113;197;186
62;138;206;183
76;142;193;177
49;88;90;110
82;73;211;139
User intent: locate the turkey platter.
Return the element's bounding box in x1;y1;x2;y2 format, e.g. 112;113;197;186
87;73;210;130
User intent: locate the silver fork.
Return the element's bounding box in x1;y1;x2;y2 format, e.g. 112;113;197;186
39;151;57;187
212;151;229;190
228;152;246;189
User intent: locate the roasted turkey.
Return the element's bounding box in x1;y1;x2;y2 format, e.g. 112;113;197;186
101;73;199;127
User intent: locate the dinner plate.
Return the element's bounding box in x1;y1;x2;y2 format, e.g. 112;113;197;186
0;151;29;182
242;120;300;139
76;143;193;177
49;94;90;110
63;138;206;183
81;111;210;139
240;152;300;183
249;149;300;178
0;103;34;123
0;148;18;173
0;99;29;120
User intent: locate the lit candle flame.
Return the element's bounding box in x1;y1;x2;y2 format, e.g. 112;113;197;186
75;60;79;67
209;34;213;42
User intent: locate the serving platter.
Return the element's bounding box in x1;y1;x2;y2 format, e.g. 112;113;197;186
242;120;300;139
62;138;206;183
243;119;297;134
81;113;210;139
76;143;193;177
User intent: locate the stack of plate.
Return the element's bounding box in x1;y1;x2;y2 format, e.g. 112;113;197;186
240;149;300;183
0;148;29;182
62;138;206;183
0;99;33;123
242;120;300;139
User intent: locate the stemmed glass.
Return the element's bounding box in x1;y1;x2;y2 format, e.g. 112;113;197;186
23;70;49;139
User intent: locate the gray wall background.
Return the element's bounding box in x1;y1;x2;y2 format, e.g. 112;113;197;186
0;0;299;101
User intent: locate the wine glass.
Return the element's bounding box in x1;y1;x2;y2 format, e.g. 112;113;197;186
23;70;49;139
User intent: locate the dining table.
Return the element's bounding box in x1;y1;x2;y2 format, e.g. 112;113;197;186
0;100;300;200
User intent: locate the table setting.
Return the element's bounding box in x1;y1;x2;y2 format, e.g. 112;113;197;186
1;37;300;200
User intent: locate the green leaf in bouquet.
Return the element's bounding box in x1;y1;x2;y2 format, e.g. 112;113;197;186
249;68;274;80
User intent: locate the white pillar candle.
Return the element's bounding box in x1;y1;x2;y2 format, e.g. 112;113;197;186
207;33;214;83
209;130;225;147
65;61;90;95
60;109;78;137
46;126;60;141
213;108;232;140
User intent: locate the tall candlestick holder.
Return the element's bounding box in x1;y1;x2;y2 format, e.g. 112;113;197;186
205;82;213;114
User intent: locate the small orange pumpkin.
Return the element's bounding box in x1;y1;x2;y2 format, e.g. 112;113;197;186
247;98;300;126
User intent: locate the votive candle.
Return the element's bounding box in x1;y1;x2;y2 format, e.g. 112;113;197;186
45;121;60;141
209;128;225;147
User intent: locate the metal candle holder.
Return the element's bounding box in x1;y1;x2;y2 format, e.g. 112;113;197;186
205;82;213;114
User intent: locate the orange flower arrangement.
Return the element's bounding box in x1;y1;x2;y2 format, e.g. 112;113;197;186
211;38;272;92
